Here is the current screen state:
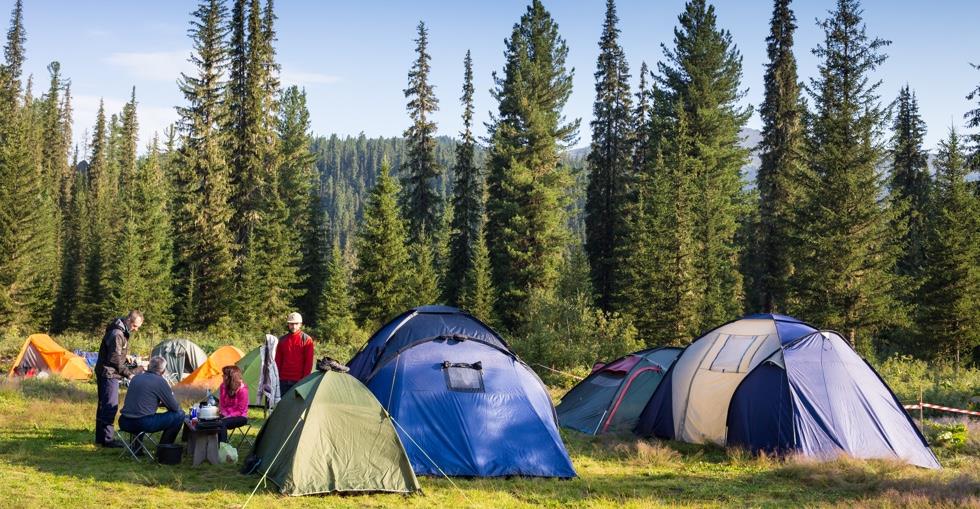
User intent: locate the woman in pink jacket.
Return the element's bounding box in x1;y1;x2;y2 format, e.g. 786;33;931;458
218;365;249;443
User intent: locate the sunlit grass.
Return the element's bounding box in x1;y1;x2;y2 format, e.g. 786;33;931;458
0;376;977;508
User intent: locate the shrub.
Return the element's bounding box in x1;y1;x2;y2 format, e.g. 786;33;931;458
923;419;970;451
875;354;980;411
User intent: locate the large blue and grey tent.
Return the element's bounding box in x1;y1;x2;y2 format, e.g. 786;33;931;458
347;306;576;478
557;347;682;435
635;314;940;469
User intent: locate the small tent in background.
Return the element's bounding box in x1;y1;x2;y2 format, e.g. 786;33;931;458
237;334;280;409
177;345;244;389
636;314;940;469
347;306;576;478
557;347;681;435
8;334;92;380
246;364;419;496
150;339;208;383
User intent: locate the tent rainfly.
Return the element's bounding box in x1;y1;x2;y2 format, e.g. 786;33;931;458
557;347;681;435
8;334;92;380
347;305;576;478
246;365;419;496
177;345;245;389
636;314;940;469
150;339;208;383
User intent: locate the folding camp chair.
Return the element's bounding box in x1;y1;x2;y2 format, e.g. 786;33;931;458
118;429;160;462
228;423;253;450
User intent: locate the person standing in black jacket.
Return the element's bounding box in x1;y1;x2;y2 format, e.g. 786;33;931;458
94;310;144;448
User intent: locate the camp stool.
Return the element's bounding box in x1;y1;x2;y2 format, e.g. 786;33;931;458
118;430;160;462
229;423;254;450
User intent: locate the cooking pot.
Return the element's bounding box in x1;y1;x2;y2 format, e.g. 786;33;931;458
198;405;219;420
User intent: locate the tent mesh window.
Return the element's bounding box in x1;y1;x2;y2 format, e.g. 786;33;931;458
710;335;762;373
442;361;484;392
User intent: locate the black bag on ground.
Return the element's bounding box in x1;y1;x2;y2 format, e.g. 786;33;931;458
157;443;182;465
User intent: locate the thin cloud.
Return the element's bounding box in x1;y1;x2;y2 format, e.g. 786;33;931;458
104;50;193;82
279;67;341;87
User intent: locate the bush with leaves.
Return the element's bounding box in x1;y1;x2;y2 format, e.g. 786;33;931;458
512;249;640;387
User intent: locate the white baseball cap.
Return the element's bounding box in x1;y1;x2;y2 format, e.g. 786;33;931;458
287;312;303;324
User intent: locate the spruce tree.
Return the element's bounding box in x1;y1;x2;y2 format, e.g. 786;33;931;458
317;240;358;346
0;83;58;329
232;0;298;330
407;230;441;307
77;101;112;329
402;20;442;237
53;167;86;331
585;0;633;311
352;160;413;328
624;102;702;346
445;50;481;306
57;81;74;213
917;128;980;364
459;224;495;325
965;63;980;171
485;0;579;331
0;0;23;126
103;90;142;317
278;85;319;322
755;0;806;313
132;137;175;327
173;0;237;328
651;0;751;331
888;84;931;326
789;0;904;355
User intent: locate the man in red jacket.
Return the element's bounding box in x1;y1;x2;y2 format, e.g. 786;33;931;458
276;312;314;397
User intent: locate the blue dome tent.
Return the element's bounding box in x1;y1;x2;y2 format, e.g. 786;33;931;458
347;306;576;478
635;314;939;469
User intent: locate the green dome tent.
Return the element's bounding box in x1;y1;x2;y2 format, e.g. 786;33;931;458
149;339;208;383
246;364;419;496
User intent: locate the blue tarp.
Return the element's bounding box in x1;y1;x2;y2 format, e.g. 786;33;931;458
347;306;576;478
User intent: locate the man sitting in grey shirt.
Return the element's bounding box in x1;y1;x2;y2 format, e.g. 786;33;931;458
118;356;185;445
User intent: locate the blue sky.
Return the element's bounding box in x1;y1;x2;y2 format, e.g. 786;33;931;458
15;0;980;154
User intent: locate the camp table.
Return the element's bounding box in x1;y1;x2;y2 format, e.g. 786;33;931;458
184;418;223;465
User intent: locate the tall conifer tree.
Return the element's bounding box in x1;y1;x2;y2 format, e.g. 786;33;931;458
965;63;980;172
918;128;980;364
104;91;142;317
789;0;904;355
446;50;481;306
888;85;931;300
585;0;632;311
459;224;496;325
317;240;358;346
76;101;113;329
173;0;237;327
278;85;319;322
755;0;806;313
352;160;413;328
403;21;441;238
658;0;750;329
485;0;579;331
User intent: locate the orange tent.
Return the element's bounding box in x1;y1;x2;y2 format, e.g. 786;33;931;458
176;345;244;390
8;333;93;380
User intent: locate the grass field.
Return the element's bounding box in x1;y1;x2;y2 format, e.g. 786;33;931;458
0;377;978;508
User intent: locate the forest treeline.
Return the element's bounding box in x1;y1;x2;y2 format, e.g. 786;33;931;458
0;0;977;372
